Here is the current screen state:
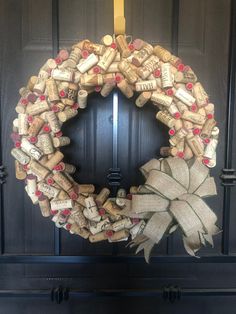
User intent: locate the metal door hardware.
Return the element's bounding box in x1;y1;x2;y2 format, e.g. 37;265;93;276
220;168;236;186
162;285;181;303
51;286;69;304
0;165;7;184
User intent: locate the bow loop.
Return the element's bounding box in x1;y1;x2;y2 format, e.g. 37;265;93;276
126;157;220;262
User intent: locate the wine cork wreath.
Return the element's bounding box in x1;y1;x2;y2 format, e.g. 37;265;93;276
11;35;220;262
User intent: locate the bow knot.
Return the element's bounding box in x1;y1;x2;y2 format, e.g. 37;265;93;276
122;157;220;263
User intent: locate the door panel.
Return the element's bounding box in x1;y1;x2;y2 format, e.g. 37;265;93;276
0;0;236;312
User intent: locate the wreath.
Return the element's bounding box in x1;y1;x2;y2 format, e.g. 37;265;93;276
11;35;220;262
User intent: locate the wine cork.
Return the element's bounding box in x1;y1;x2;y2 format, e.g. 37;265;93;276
176;138;185;152
46;78;60;102
183;120;194;131
175;71;197;84
15;105;26;114
89;231;108;243
65;48;82;68
11;148;30;165
182;110;206;125
102;73;116;84
151;92;172;107
200;119;216;139
28;116;44;136
204;139;218;159
26;100;50;116
135;91;151;107
153;45;172;62
69;224;90;239
73;192;86;207
116;35;131;58
19;86;29;97
83;197;100;221
64;83;78;106
204;103;215;115
41;58;57;71
78;184;95;194
77;89;88;109
68;205;88;228
27;76;38;91
45;111;61;133
13;119;19;132
51;173;71;192
95;188;110;206
38;134;54;154
15;160;27;180
109;229;129;242
156;111;176;128
72;39;88;50
77;53;99;73
130;220;146;239
118;60;138;84
52;172;73;191
38;195;51;217
116;188;126;208
52;136;70;148
51;68;74;82
186;133;204;156
129;186;139;194
21;138;43;160
169;128;188;146
211;126;219;140
50;199;73;210
184;143;194;160
207;152;216;168
135;79;157;92
58;108;78;122
103;200;121;217
62;163;76;174
44;151;64;170
29;160;50;179
58;49;69;60
132;43;153;66
26;174;37;196
18;113;28;135
100;80;116;97
133;38;145;50
83;41;105;55
74;71;82;84
38;155;49;166
169;55;182;67
89;218;111;235
117;79;134;98
97;47;117;71
55;102;65;112
107;62;119;73
175;88;196;107
161;63;173;88
160;146;172;157
175;100;188;113
57;189;69;200
113;52;120;62
52;212;68;228
137;55;159;79
170;65;178;75
193;82;209;107
80;74;103;86
101;34;113;46
168;103;180;117
33;70;49;94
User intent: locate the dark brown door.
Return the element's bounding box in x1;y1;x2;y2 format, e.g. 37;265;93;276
1;0;236;313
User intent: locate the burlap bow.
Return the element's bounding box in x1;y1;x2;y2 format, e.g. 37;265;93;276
122;157;220;263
